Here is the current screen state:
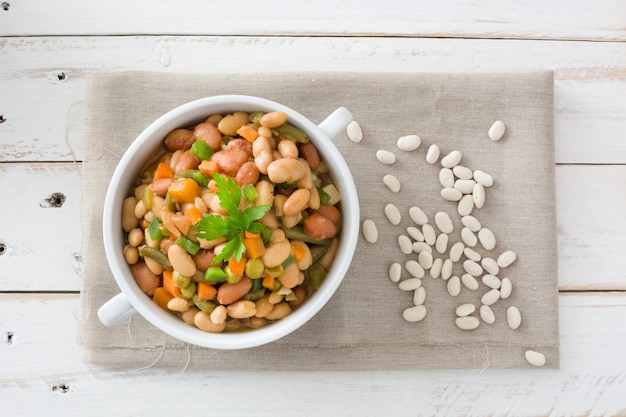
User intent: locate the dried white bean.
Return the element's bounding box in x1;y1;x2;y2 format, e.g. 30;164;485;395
488;120;506;141
447;275;461;296
413;286;426;306
362;219;378;243
389;262;402;283
456;303;476;317
450;242;465;262
441;259;453;280
413;241;432;254
452;165;473;180
458;194;474;216
383;174;401;193
455;316;479;330
507;306;522;329
430;258;443;279
482;274;501;289
397;134;421;151
384;203;402;225
407;226;425;242
497;250;517;268
463;247;481;262
461;227;478;247
398;235;413;255
461;273;479;290
441;150;462;168
405;260;425;278
481;289;501;306
399;278;422;291
500;277;513;299
422;224;436;246
474;169;494;187
409;206;428;225
346;121;363;143
481;257;500;275
455;179;476;194
435;233;448;254
479;305;496;324
441;187;463;202
461;215;482;232
418;251;433;270
403;305;427;322
376;149;396;165
473;183;486;209
478;228;497;250
434;211;454;234
525;350;546;367
463;259;483;276
425;144;440;164
439;168;455;188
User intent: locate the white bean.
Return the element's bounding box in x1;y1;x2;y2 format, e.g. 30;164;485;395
418;251;433;270
461;215;482;232
435;233;448;254
405;260;425;278
441;150;462;168
478;227;497;250
399;278;422;291
481;257;500;275
447;275;461;296
488;120;506;141
455;316;479;330
441;187;463;202
480;305;496;324
413;286;426;306
456;303;476;317
409;206;428;225
458;194;474;216
384;203;402;225
482;274;501;289
425;144;440;164
376;149;396;165
497;250;518;268
455;179;476;194
362;219;378;243
397;134;421;151
481;289;501;306
422;224;436;245
403;305;427;322
474;170;494;187
452;165;473;180
413;241;432;254
461;227;478;247
439;168;455;188
449;242;465;262
463;259;483;276
347;121;363;142
398;234;413;255
461;273;479;291
500;277;513;299
507;306;522;329
389;262;402;283
473;183;486;208
441;259;453;280
407;226;424;242
383;174;401;193
434;211;454;234
525;350;546;367
430;258;443;279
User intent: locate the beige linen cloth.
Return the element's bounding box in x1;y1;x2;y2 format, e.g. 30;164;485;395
79;71;559;370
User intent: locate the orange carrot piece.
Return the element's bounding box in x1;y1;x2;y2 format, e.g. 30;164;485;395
237;125;259;143
243;237;266;259
163;270;181;297
291;242;306;263
229;256;247;276
184;205;203;225
198;160;219;177
152;287;174;311
262;275;275;290
197;282;217;301
244;231;260;239
153;162;174;181
168;178;201;204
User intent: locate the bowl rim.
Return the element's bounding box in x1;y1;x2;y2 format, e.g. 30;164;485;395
102;94;360;349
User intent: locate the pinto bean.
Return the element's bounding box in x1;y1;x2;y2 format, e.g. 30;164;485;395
300;142;320;171
227;138;253;156
217;277;252;305
130;262;161;296
210;149;248;177
303;213;337;240
173;150;199;173
164;128;194;151
312;204;342;224
193;122;222;151
193;249;216;271
235;161;260;186
150;178;173;198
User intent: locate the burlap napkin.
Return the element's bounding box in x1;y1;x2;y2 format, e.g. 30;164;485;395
78;71;558;370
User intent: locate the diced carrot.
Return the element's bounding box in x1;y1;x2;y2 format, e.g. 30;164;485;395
168;178;201;204
184;205;203;225
197;281;217;301
237;124;259;143
243;236;266;259
198;160;220;177
163;270;181;297
153;162;174;181
262;274;275;290
229;256;247;276
244;231;260;239
291;241;306;263
152;287;174;311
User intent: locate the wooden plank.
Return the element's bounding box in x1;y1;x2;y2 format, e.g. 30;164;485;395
1;36;625;163
1;163;625;292
0;0;625;41
0;292;625;416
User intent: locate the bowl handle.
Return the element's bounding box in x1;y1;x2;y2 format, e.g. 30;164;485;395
97;293;137;326
317;107;353;139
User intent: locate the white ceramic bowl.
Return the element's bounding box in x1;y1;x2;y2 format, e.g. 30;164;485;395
98;95;359;349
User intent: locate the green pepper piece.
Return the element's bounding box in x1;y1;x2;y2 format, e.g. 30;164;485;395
241;183;258;202
205;266;227;284
175;235;201;256
142;185;153;211
317;187;331;205
192;295;216;313
189;139;213;161
146;217;164;241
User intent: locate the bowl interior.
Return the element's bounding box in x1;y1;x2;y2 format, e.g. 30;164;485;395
103;95;359;349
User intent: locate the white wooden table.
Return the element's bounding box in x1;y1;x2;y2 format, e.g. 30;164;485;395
2;2;626;415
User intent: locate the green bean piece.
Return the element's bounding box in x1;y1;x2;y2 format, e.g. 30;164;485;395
146;217;164;241
276;182;297;190
317;187;331;205
250;277;263;292
142;185;153;210
189;139;213;161
284;290;298;302
281;253;296;269
180;281;197;299
249;111;265;125
224;265;243;284
172;271;191;289
175;235;200;256
241;183;258;202
306;264;328;290
274;123;309;143
280;225;331;245
138;245;172;269
309;244;331;265
260;226;273;245
193;295;216;314
242;289;266;301
245;258;265;279
205;266;227;284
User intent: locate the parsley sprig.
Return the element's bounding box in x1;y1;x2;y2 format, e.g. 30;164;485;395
195;173;271;264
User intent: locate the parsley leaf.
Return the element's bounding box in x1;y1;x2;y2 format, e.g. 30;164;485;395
195;173;272;263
